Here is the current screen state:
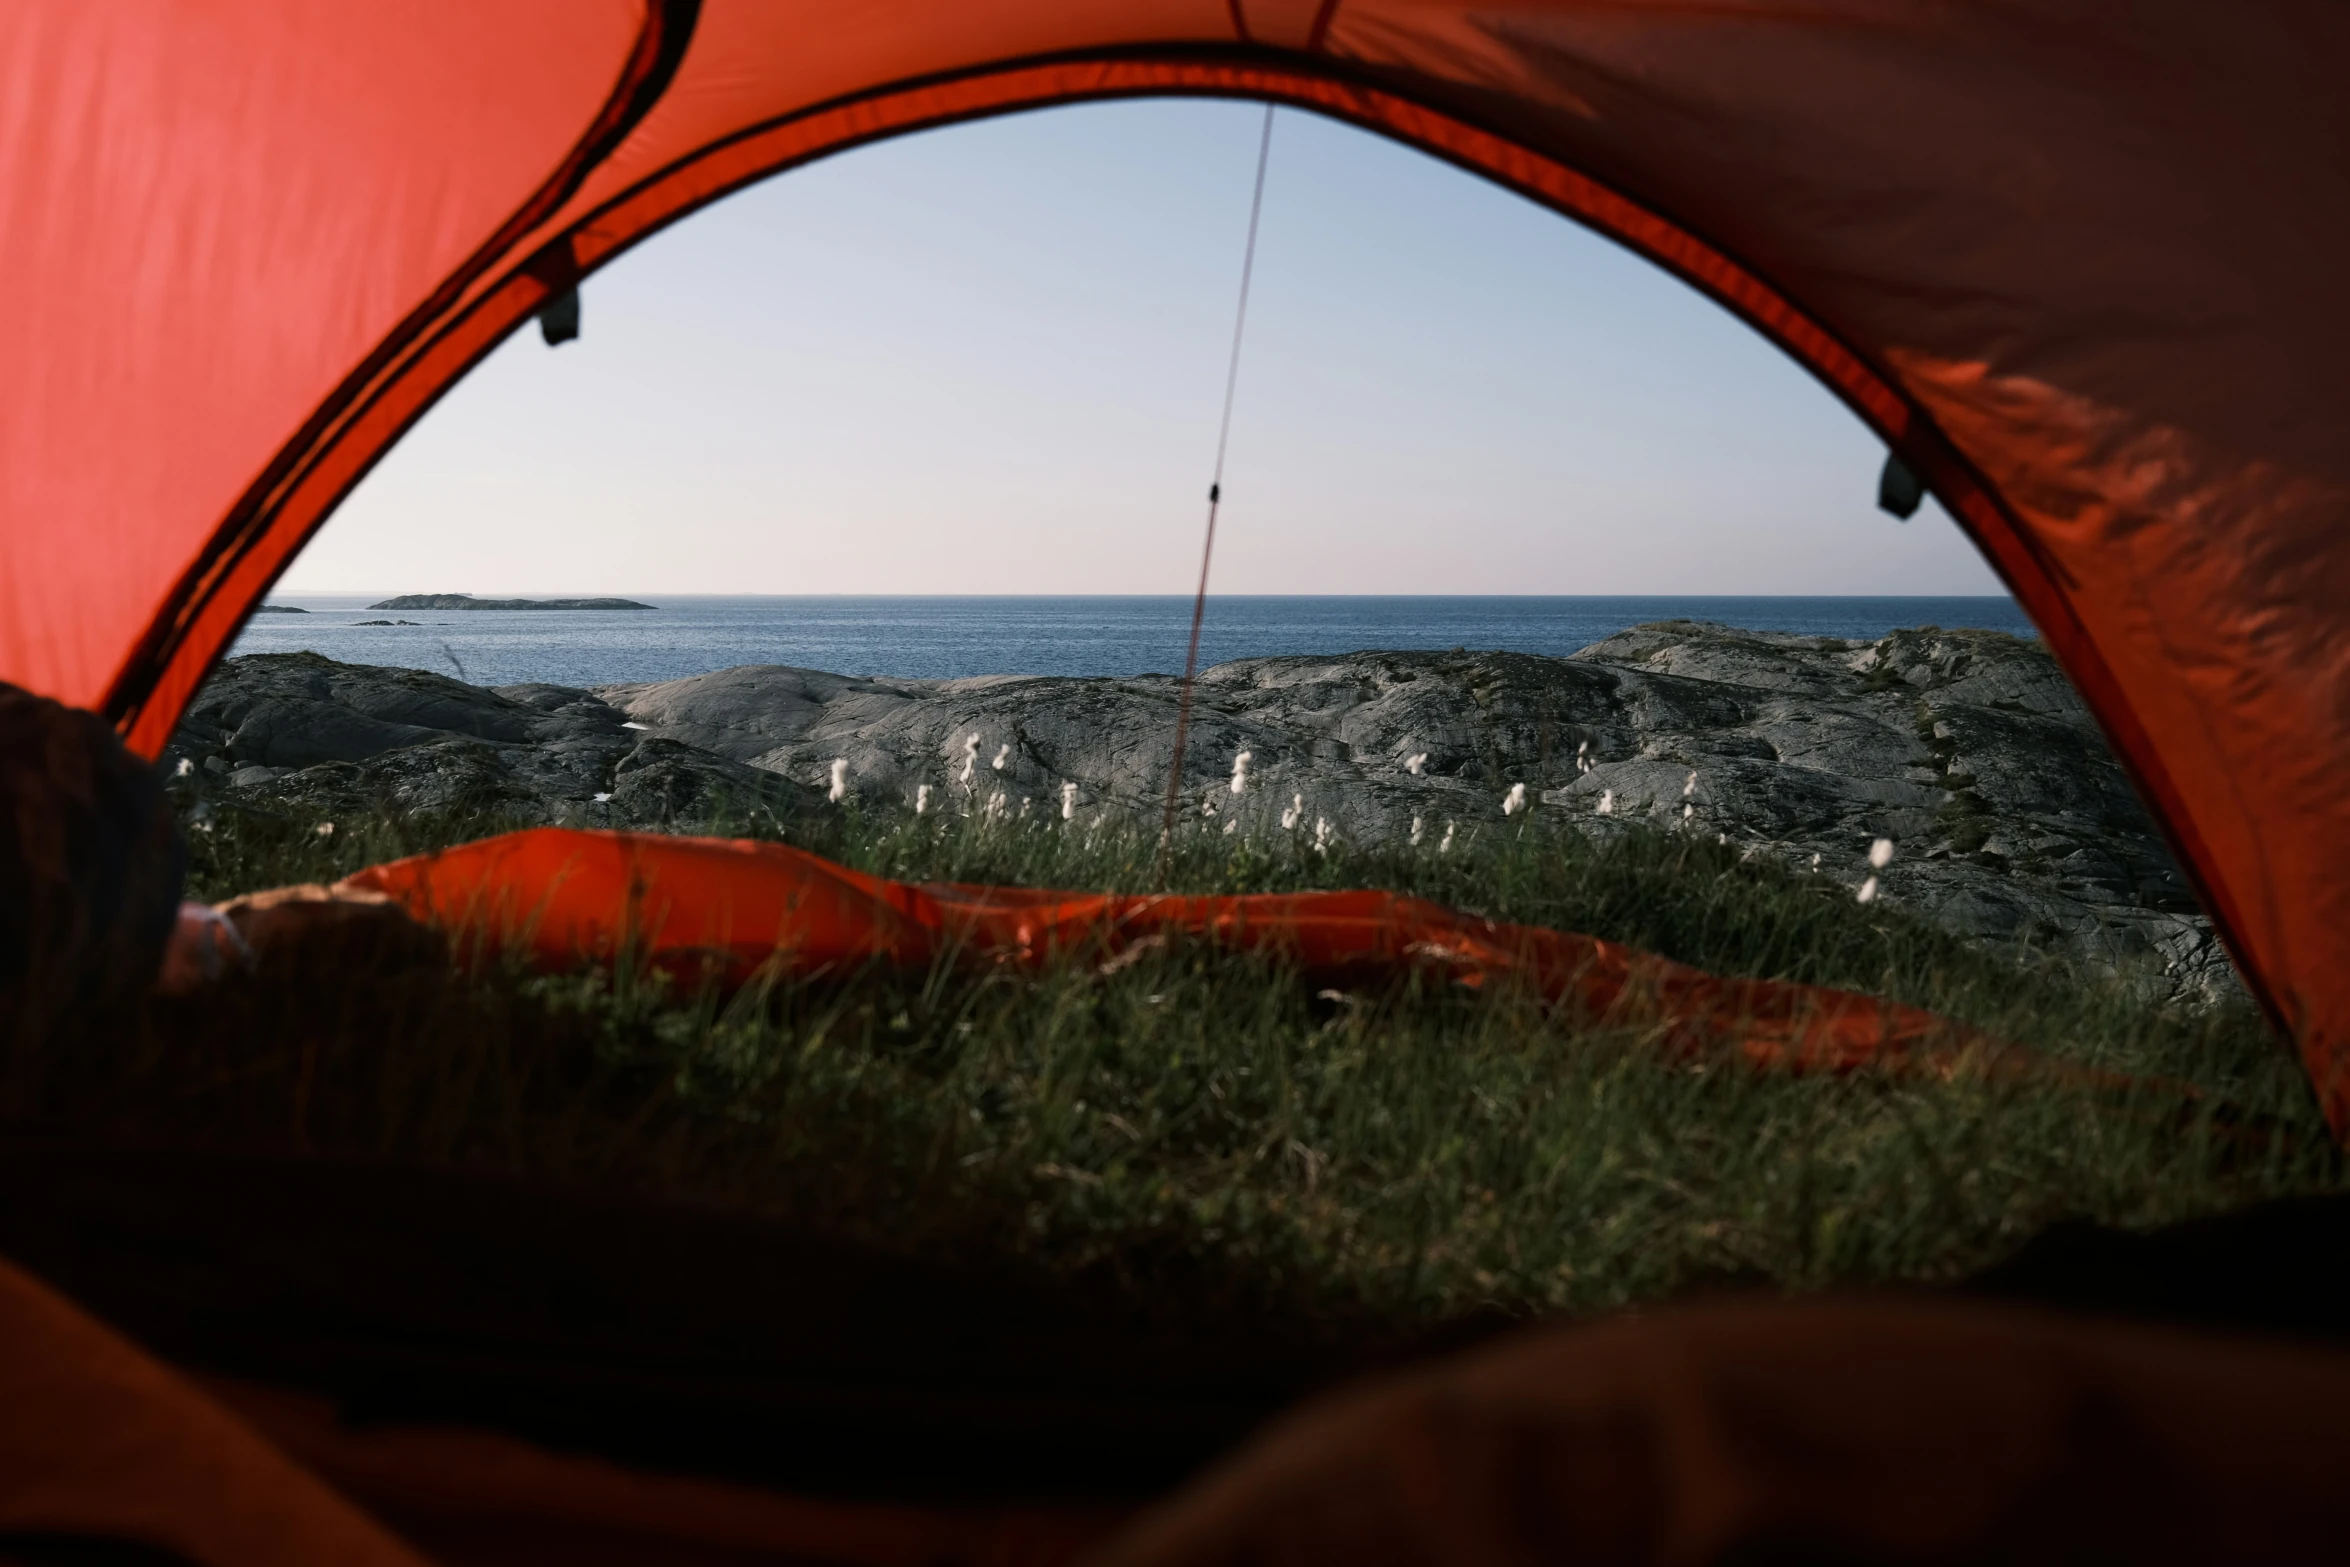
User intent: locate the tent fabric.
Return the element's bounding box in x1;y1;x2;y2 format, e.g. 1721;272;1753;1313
209;1377;1124;1566
0;1238;1114;1565
3;3;2346;1118
342;826;1985;1072
1092;1296;2350;1565
0;1253;432;1567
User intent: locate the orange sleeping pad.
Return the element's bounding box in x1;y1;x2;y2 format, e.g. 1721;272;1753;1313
342;828;1982;1074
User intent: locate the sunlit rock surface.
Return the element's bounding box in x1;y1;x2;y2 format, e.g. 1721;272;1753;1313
170;623;2236;1003
165;653;814;830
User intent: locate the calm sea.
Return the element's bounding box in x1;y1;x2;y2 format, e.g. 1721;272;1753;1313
231;595;2034;690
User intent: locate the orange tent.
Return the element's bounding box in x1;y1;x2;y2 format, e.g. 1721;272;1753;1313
12;8;2350;1555
3;1;2346;1125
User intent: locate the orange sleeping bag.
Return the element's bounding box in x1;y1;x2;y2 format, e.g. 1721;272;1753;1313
342;828;1980;1074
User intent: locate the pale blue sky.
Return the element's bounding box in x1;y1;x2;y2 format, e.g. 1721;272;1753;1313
286;99;2004;598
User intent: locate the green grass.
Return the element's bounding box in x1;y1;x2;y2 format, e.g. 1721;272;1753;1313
24;785;2338;1352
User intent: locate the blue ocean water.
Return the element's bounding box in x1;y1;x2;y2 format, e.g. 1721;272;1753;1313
231;595;2034;690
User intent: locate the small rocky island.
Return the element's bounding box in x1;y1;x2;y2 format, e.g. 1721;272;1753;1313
367;594;655;611
252;604;308;613
165;622;2235;1003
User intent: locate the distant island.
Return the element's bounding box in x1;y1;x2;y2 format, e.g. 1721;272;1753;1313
368;594;655;611
253;604;308;614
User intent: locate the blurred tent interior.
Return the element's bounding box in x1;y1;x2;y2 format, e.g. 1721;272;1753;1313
3;1;2349;1562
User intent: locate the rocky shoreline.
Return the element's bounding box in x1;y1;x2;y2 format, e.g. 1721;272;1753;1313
166;621;2236;1004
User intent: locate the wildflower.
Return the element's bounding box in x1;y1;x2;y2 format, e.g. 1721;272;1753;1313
1597;790;1613;815
992;743;1011;773
985;791;1007;819
1281;793;1303;830
959;733;980;783
1313;816;1332;854
1439;822;1456;853
1404;752;1428;776
1229;750;1252;795
1502;782;1527;816
1410;814;1424;847
1062;781;1078;820
1869;836;1895;869
1683;770;1698;798
916;783;932;815
1717;832;1728;846
1856;875;1880;905
1223;819;1237;835
1810;851;1822;871
174;757;194;778
828;758;848;802
1681;802;1693;823
1203;797;1218;817
315;821;335;837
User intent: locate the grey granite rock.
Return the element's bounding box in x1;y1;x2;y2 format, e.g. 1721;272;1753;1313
169;625;2238;1003
165;651;816;831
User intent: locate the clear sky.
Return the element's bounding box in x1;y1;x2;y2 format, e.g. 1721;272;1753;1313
285;99;2004;598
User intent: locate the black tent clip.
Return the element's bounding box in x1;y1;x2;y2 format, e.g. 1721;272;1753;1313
539;288;581;347
1878;450;1924;519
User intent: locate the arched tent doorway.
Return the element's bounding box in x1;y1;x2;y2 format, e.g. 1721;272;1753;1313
4;1;2346;1123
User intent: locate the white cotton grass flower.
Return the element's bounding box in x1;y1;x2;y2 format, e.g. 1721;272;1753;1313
1597;790;1614;815
1683;770;1698;798
1856;875;1880;905
1682;802;1693;823
1869;837;1895;869
1439;822;1456;854
174;757;194;778
1229;750;1252;795
1410;814;1424;847
1810;852;1822;871
1313;816;1332;854
1062;781;1078;820
1404;752;1428;777
828;758;848;802
1223;819;1237;835
1502;782;1527;817
992;743;1011;773
1281;793;1303;831
1575;739;1591;775
985;791;1007;820
315;821;335;837
915;783;932;815
959;733;980;784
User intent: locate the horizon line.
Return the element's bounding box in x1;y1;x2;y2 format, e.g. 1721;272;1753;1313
266;589;2022;601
